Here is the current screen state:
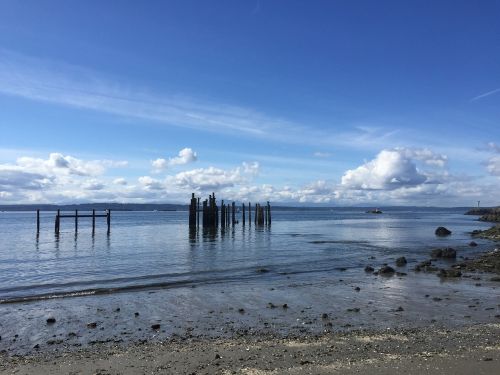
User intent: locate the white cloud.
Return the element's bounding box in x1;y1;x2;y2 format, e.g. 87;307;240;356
138;176;164;190
486;156;500;176
341;149;428;190
15;153;127;177
82;179;105;191
152;148;197;172
113;177;128;185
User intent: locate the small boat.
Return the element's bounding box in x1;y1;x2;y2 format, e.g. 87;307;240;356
366;208;383;214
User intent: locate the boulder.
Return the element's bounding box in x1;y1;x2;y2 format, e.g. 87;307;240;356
435;227;452;236
378;265;395;275
430;248;456;259
469;241;478;247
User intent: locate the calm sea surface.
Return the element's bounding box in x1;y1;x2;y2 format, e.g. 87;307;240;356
0;208;492;304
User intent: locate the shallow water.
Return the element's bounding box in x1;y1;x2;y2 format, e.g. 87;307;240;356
1;208;499;354
0;208;493;302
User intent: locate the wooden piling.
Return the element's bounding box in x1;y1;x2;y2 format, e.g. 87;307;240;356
242;203;246;225
36;209;40;234
248;202;251;225
106;209;111;234
267;201;272;225
92;209;96;234
75;209;78;232
197;197;200;227
232;202;236;225
55;209;60;235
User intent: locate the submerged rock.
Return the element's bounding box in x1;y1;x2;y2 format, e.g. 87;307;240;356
430;247;456;258
395;257;407;267
364;265;374;273
469;241;478;247
437;269;462;278
46;317;56;324
435;227;452;236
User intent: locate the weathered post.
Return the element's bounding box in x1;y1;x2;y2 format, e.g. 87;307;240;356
248;202;251;225
75;209;78;232
232;202;236;225
106;209;111;235
197;197;200;227
92;209;96;234
242;203;246;225
267;201;272;225
55;209;60;235
36;209;40;234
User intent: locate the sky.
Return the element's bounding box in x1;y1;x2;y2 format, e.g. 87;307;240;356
0;0;499;206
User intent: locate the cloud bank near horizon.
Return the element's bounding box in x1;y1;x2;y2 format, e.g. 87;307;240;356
1;146;498;206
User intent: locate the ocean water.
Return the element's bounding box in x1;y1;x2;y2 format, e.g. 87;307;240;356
0;208;493;304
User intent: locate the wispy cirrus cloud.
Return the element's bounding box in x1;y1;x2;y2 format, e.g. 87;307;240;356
470;88;500;102
0;49;404;150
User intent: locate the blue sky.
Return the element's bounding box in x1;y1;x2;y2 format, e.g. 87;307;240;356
0;0;499;206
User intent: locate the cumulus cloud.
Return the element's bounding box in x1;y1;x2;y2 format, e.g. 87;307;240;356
486;156;500;176
138;176;164;190
113;177;128;185
152;148;197;172
341;149;428;190
16;153;127;176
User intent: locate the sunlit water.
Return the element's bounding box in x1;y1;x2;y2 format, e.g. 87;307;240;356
0;208;492;303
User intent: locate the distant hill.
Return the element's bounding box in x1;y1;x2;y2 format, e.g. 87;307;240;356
0;203;188;212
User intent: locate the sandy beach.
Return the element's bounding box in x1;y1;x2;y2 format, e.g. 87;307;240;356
1;323;499;374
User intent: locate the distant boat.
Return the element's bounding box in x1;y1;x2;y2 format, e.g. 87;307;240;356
366;208;383;214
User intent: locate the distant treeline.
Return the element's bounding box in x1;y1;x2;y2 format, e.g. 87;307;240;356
0;203;187;212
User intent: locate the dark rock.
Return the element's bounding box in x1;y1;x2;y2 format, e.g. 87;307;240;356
396;306;404;312
469;241;478;247
491;276;500;282
395;257;407;267
87;322;97;328
282;303;288;309
256;268;269;273
267;302;276;308
396;272;407;276
430;248;456;258
238;308;245;313
115;308;121;312
435;226;452;236
364;266;374;272
378;265;395;275
46;317;56;324
134;312;140;317
437;269;462;278
151;324;161;330
215;354;221;359
354;286;361;292
321;313;329;319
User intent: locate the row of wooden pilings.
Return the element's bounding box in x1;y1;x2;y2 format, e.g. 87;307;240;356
189;193;271;228
36;209;111;235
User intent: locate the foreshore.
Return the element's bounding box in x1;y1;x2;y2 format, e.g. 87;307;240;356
1;220;500;374
1;323;499;374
